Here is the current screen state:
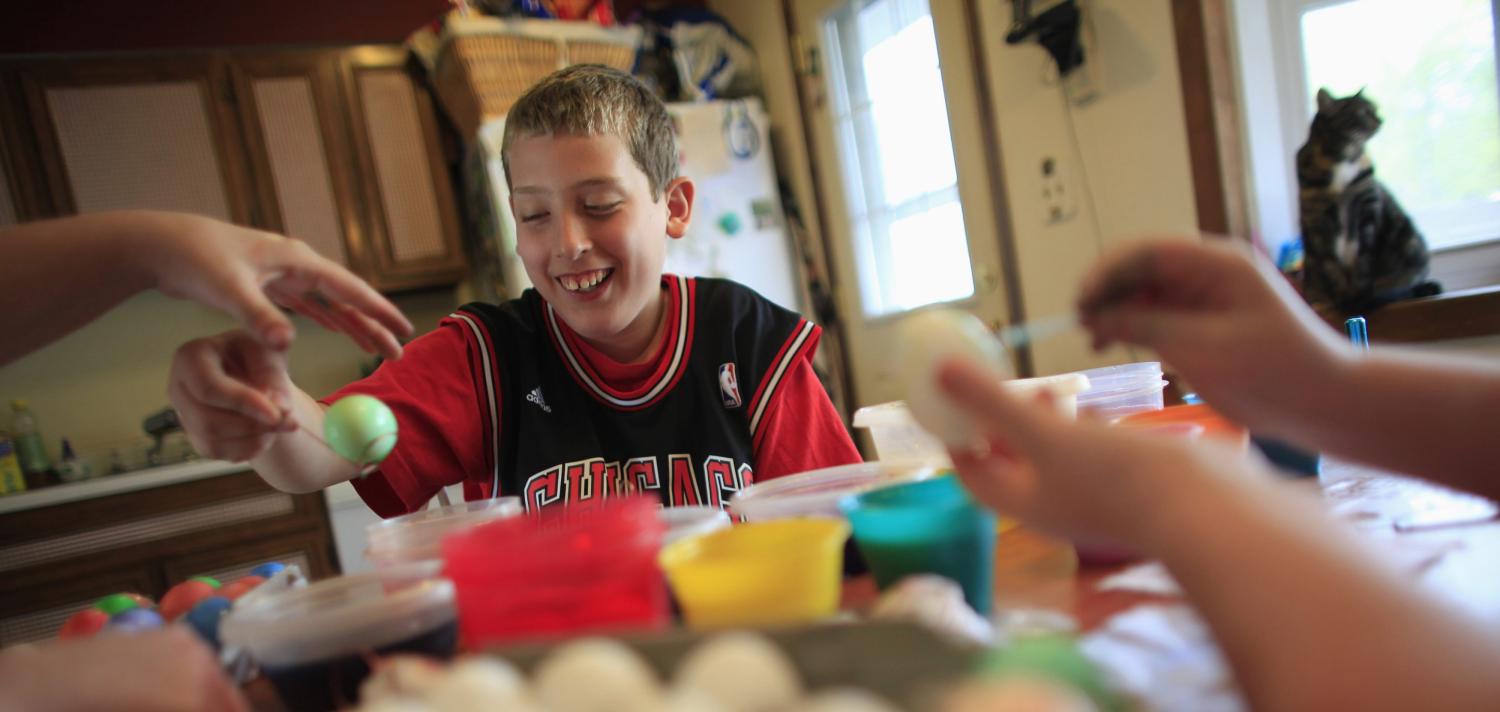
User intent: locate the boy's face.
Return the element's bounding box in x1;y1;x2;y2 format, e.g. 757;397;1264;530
509;133;693;361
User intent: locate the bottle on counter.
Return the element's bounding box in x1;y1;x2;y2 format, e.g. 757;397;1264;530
57;437;91;483
10;400;56;489
0;431;26;495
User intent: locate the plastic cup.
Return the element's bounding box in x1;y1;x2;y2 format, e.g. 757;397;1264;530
442;496;668;646
840;475;997;616
365;496;522;568
220;561;455;712
658;518;850;629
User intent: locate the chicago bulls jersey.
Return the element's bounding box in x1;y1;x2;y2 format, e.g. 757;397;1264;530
449;275;818;512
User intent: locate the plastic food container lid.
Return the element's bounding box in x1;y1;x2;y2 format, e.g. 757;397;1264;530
659;506;731;546
729;461;940;522
1077;378;1169;403
366;497;522;554
220;561;454;666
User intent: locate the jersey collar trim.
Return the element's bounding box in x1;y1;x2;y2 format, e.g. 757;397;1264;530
544;275;693;411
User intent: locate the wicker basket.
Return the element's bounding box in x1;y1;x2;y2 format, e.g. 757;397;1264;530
434;30;637;137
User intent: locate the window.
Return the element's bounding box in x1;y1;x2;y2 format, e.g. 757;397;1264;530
1266;0;1500;254
823;0;975;317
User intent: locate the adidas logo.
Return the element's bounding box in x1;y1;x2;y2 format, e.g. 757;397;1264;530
526;387;552;413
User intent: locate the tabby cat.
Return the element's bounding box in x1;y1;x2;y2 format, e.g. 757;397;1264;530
1297;88;1440;313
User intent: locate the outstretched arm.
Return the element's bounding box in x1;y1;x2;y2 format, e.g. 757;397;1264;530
0;211;412;366
1079;237;1500;498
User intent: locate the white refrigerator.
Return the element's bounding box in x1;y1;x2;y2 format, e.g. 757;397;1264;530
662;98;805;312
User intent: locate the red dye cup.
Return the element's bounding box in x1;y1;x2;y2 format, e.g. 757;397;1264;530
442;496;668;647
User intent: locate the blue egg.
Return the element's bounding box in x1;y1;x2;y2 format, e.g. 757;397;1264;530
107;607;164;633
185;596;233;648
249;562;286;579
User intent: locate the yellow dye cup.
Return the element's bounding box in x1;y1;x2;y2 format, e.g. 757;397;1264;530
658;518;850;630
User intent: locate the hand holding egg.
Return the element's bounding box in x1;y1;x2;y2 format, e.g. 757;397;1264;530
899;310;1013;450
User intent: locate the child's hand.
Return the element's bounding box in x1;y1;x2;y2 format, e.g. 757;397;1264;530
937;358;1262;553
147;214;413;360
168;329;297;463
1076;238;1348;433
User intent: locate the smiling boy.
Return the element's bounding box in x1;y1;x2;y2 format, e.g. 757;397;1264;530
168;65;861;516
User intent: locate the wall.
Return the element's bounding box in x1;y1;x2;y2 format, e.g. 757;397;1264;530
972;0;1200;375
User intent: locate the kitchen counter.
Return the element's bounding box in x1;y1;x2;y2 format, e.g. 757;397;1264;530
0;459;248;515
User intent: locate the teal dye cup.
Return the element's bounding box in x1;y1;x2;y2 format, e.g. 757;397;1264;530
839;475;996;616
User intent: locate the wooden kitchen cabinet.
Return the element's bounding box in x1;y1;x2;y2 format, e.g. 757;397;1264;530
338;46;467;292
0;469;337;648
0;46;467;292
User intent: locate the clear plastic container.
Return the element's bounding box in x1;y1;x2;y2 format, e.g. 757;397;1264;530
727;461;941;522
364;496;522;568
1075;362;1168;421
659;505;731;546
220;561;456;712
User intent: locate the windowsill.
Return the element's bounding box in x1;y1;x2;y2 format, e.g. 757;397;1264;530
1322;286;1500;343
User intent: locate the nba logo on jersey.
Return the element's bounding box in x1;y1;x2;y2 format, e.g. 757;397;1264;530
718;362;742;409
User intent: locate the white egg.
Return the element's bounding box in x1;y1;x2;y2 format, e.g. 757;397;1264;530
359;655;448;704
425;657;536;712
869;575;995;646
791;688;903;712
675;632;803;712
900;309;1012;448
533;638;662;712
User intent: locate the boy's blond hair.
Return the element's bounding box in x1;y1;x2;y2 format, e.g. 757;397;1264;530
501;65;678;200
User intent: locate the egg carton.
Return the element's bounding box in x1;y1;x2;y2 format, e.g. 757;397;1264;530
484;620;979;710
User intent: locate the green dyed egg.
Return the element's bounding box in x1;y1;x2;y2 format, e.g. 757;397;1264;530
189;576;221;588
94;593;140;617
324;394;398;466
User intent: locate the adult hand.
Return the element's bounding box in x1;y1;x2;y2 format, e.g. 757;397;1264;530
0;628;247;712
169;329;297;463
147;213;413;359
1076;238;1349;434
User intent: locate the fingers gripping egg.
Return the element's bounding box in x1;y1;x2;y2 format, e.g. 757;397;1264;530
900;310;1013;448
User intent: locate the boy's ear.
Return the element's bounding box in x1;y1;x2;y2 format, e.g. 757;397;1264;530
665;177;695;240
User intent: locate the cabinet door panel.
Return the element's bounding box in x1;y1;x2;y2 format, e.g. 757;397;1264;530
231;52;365;271
17;57;254;223
341;47;466;292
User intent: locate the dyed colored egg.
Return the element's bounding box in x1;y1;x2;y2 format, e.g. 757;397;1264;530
123;592;155;610
249;562;285;579
159;580;217;622
219;575;265;601
108;607;165;632
324;394;397;466
59;608;109;639
185;596;233;648
190;575;221;588
94;593;140;617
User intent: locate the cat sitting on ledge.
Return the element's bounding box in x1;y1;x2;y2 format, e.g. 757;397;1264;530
1297;87;1442;314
